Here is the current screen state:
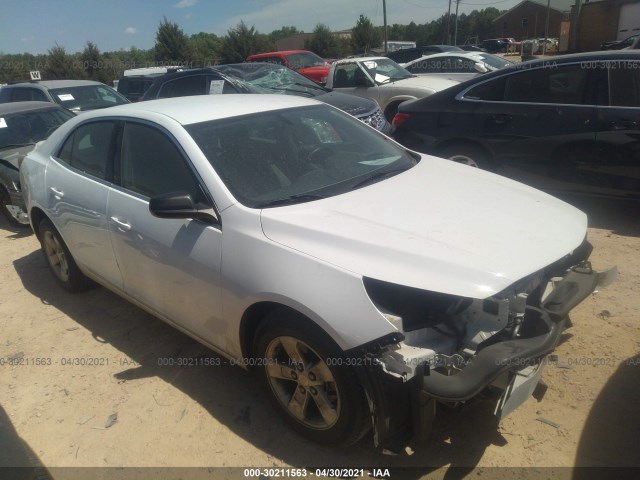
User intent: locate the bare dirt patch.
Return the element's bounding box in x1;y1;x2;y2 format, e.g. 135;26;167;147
1;197;638;479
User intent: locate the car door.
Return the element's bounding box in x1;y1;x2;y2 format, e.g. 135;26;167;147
461;63;599;192
332;62;380;105
45;120;122;288
593;60;640;199
106;121;225;348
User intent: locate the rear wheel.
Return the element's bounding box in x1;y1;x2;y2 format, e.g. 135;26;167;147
254;309;370;445
39;218;91;292
439;144;495;171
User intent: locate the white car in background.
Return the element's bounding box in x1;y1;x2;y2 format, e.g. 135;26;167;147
401;51;513;82
20;95;615;451
326;56;459;121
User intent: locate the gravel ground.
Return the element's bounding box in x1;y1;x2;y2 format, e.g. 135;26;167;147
0;195;638;480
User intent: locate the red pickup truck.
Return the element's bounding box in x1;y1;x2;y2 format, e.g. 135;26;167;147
245;50;330;85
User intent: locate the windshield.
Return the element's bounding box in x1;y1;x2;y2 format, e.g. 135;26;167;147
360;58;412;83
0;108;73;149
477;54;513;70
186;105;417;208
214;64;326;97
286;52;327;69
50;85;129;111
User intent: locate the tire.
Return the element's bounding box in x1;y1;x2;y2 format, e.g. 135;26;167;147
384;102;402;123
0;186;29;228
254;309;370;446
438;144;495;171
39;218;91;292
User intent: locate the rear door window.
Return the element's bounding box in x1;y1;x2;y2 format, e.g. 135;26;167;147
57;121;118;180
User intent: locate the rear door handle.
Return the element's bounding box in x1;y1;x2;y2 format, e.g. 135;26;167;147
49;187;64;199
491;114;512;124
609;119;637;130
110;216;132;232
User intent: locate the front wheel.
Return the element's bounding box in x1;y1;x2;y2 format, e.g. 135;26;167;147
438;144;495;171
254;310;370;445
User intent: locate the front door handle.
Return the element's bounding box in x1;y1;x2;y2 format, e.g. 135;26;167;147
49;187;64;199
110;216;132;232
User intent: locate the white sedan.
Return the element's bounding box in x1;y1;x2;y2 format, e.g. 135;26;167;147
401;51;513;82
326;56;459;121
20;95;615;450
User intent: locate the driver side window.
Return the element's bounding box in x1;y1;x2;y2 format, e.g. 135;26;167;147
119;122;203;201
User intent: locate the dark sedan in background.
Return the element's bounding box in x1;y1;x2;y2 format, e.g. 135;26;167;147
0;101;74;226
392;51;640;200
141;64;391;133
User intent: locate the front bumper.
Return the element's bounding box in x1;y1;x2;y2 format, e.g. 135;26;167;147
358;262;617;451
5;187;29;225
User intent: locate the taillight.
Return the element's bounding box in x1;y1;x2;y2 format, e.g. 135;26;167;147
392;112;410;129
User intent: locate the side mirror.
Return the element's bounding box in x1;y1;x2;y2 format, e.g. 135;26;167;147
474;62;489;74
149;191;218;223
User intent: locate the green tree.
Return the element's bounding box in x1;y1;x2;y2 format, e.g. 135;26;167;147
154;17;193;64
304;24;336;57
219;21;274;64
269;26;300;43
80;41;110;82
190;32;222;66
43;44;83;80
351;15;381;53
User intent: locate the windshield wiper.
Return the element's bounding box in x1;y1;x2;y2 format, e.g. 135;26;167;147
348;166;412;190
268;86;316;97
256;193;327;208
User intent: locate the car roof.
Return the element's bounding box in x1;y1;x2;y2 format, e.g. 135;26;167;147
0;101;65;115
248;50;311;57
7;80;107;89
73;94;322;126
407;52;486;63
333;56;392;64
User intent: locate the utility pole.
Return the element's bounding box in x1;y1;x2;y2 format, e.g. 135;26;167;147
543;0;551;55
445;0;452;44
383;0;388;54
454;0;460;46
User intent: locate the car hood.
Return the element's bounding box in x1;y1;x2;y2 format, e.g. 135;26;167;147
260;155;587;299
381;76;459;92
316;91;379;116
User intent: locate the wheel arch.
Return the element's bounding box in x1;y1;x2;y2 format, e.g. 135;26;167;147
435;139;499;170
29;206;48;239
239;301;343;363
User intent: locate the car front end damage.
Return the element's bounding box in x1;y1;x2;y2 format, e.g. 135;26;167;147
348;239;617;452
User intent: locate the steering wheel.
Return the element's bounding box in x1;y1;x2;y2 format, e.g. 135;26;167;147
307;145;334;168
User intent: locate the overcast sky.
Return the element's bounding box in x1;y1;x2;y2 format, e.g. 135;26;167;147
0;0;524;55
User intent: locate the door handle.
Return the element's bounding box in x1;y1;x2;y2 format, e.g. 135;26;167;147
49;187;64;199
609;119;637;131
491;114;512;124
110;216;132;231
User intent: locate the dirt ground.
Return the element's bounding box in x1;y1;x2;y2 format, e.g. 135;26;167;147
1;195;639;480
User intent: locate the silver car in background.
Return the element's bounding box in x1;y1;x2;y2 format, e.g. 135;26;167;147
20;95;615;451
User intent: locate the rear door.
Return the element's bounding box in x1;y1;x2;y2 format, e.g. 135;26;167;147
461;63;599;192
593;59;640;199
45;120;122;288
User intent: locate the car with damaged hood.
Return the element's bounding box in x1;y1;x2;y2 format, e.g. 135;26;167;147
0;101;74;227
20;95;616;450
141;64;391;134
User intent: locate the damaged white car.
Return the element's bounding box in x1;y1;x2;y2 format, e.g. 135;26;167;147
20;95;616;450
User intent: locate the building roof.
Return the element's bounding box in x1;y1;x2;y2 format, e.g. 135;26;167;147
493;0;575;22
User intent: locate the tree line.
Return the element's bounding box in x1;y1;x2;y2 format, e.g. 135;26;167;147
0;8;503;84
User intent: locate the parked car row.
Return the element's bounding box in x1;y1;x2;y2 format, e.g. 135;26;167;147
3;48;630;453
